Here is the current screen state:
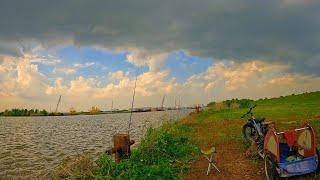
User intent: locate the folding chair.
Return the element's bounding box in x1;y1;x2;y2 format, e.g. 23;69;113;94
201;146;220;175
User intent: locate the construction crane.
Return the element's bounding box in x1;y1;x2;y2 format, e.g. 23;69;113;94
161;95;166;110
55;95;62;113
174;98;177;109
111;100;113;112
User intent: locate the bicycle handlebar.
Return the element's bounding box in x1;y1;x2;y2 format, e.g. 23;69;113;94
241;104;256;118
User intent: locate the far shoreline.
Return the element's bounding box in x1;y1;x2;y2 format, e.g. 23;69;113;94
0;108;194;117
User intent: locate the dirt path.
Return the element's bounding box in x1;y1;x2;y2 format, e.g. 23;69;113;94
181;114;265;180
180;113;318;180
184;141;265;180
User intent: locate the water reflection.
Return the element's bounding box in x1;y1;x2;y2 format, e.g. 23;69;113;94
0;110;191;179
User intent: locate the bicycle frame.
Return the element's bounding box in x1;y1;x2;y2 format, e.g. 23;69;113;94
251;119;264;137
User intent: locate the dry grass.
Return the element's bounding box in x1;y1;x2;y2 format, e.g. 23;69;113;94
53;154;95;179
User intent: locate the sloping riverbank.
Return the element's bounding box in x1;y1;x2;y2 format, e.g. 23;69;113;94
54;122;199;179
54;92;320;179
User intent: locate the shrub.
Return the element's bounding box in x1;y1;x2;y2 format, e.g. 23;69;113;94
95;126;198;179
207;102;216;107
54;124;199;180
224;98;253;108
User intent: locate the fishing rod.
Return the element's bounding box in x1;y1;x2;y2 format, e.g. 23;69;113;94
128;76;137;135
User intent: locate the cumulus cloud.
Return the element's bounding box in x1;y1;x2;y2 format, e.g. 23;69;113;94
182;60;320;102
108;71;127;81
45;77;66;95
1;1;320;110
126;49;167;72
39;59;320;111
0;55;50;110
0;0;319;75
1;50;320;111
0;56;45;94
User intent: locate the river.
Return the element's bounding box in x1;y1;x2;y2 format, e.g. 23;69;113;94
0;109;191;179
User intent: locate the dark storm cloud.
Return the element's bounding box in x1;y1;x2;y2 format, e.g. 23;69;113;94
0;0;319;74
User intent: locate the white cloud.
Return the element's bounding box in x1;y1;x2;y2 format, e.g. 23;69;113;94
45;77;66;95
2;0;320;76
51;62;96;76
30;57;61;65
1;53;320;111
0;55;49;110
73;62;95;68
108;70;126;81
53;67;76;75
126;49;167;72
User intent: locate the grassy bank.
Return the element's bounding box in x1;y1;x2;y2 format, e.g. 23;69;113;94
182;91;320;179
54;91;320;179
54;123;199;179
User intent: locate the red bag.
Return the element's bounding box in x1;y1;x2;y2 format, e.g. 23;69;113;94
284;130;297;148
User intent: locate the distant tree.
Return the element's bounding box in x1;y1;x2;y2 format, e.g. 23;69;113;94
29;109;35;115
24;109;28;115
207;101;216;107
40;109;48;116
221;98;253;109
1;108;50;116
90;106;101;114
3;110;9;116
69;107;77;115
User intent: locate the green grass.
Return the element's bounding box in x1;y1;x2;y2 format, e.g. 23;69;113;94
202;92;320;146
54;91;320;179
54;123;199;179
184;91;320;178
204;91;320;128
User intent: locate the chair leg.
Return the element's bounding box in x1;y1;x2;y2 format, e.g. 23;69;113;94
206;162;212;175
204;154;220;175
206;155;213;175
212;163;220;173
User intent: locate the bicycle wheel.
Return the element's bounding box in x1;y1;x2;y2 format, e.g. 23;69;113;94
242;123;257;144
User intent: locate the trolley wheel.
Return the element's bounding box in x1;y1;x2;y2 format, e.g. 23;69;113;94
316;148;320;174
264;154;280;180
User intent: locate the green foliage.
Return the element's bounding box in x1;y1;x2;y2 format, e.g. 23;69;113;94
175;124;194;133
54;123;198;179
207;101;216;107
1;108;48;116
48;112;64;116
208;98;254;109
95;125;198;179
224;98;254;108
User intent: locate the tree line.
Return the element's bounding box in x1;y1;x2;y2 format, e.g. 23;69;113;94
207;98;254;109
0;109;52;116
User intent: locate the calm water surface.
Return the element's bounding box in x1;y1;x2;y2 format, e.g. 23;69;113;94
0;110;191;179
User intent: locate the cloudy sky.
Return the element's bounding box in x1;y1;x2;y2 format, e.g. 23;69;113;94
0;0;320;111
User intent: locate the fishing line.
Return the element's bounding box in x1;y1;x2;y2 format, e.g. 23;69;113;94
128;76;137;136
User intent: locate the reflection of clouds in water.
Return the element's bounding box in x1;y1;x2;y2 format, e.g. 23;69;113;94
0;110;191;179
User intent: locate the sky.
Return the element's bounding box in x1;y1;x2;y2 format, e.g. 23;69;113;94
0;0;320;111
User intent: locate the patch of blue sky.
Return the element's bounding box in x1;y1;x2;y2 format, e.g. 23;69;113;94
165;51;214;82
39;45;148;84
36;47;216;86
